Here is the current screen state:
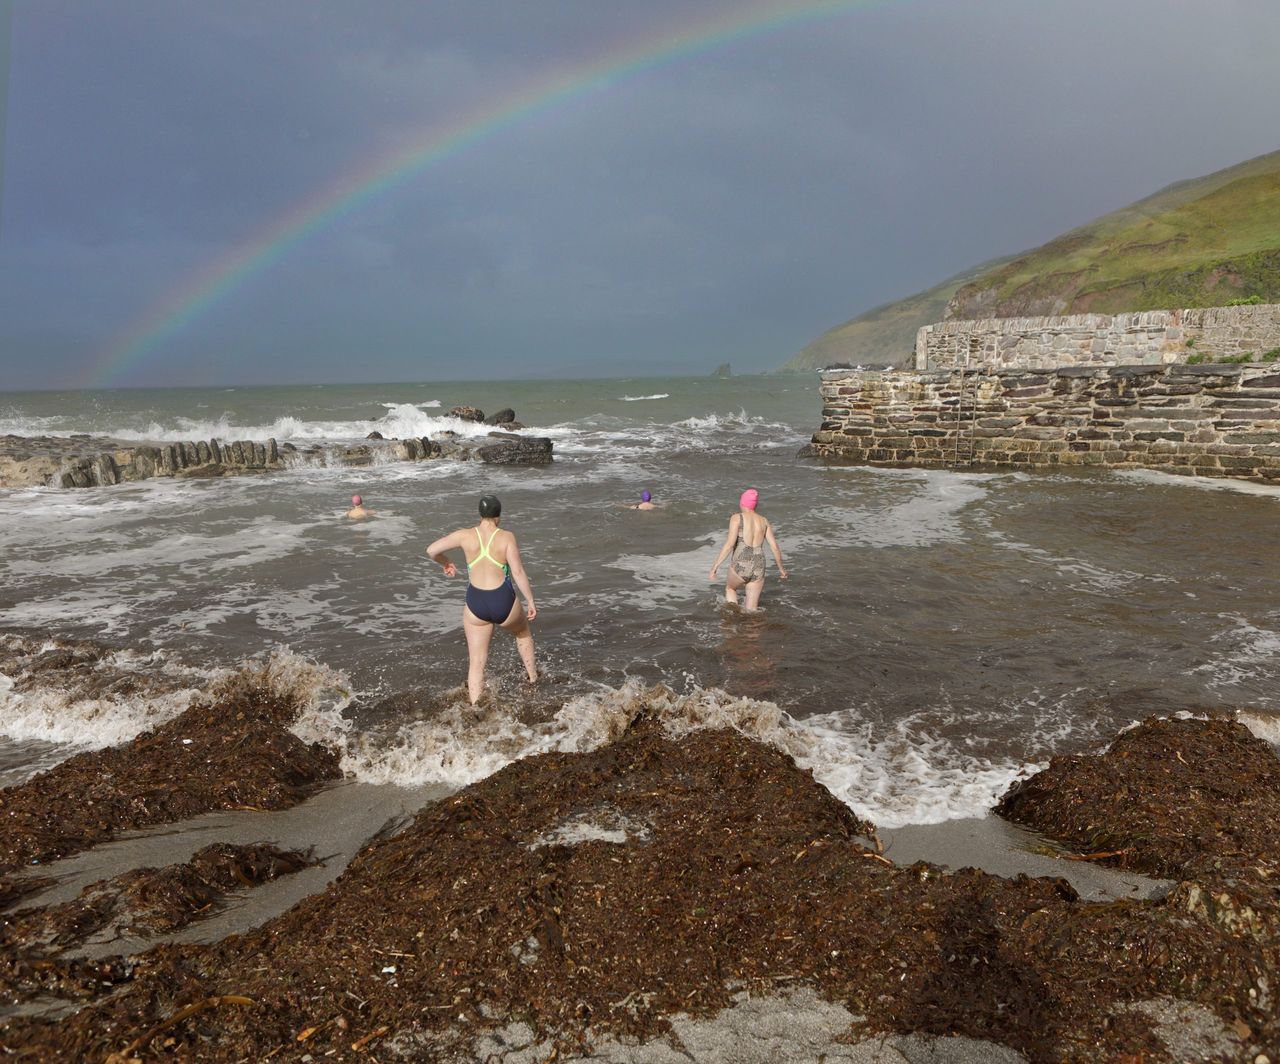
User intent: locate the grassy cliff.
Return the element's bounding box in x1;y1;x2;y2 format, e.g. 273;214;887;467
785;149;1280;370
783;259;1013;371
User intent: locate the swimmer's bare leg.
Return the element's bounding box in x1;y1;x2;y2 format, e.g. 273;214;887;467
724;569;744;606
501;600;538;683
463;605;495;705
743;577;766;612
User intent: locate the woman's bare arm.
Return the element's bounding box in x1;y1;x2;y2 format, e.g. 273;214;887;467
708;514;741;579
426;529;466;577
765;522;787;579
504;534;537;620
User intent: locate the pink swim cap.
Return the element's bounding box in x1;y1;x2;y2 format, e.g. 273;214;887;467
351;495;362;506
739;488;758;510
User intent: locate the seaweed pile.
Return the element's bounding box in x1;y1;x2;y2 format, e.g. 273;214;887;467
0;658;340;1014
2;703;1277;1062
0;664;341;874
1;844;314;1007
997;715;1280;882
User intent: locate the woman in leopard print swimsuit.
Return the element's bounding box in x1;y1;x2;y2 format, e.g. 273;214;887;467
708;488;787;611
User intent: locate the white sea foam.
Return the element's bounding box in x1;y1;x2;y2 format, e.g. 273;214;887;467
0;645;220;749
1196;614;1280;701
293;681;1033;827
787;470;990;553
618;393;670;402
0;403;507;444
0;644;352;767
1116;468;1280;499
1237;709;1280;746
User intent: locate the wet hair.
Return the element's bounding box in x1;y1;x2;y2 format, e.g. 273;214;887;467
641;490;652;503
478;494;502;518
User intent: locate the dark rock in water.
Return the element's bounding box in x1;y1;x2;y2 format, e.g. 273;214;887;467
476;436;553;465
505;420;526;430
366;430;384;440
711;362;732;378
433;438;472;461
339;445;375;467
486;430;523;440
449;405;485;422
484;407;517;425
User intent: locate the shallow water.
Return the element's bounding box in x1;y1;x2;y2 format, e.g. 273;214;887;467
2;375;1279;827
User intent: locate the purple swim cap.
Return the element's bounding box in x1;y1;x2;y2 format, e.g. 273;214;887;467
641;490;652;503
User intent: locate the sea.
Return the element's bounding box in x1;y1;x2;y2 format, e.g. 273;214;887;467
2;375;1279;830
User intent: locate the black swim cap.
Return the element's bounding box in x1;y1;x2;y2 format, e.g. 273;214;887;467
478;494;502;518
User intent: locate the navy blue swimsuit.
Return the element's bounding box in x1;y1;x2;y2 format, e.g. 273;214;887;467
466;580;516;623
465;527;517;623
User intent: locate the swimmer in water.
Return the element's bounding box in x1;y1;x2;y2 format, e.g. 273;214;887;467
346;494;371;519
631;490;656;510
426;494;538;705
708;488;787;611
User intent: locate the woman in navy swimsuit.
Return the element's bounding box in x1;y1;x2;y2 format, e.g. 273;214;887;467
427;495;538;704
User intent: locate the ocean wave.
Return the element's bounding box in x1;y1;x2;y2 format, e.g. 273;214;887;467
1195;614;1280;703
0;640;220;750
0;403;505;444
292;680;1032;828
0;640;350;765
1117;468;1280;499
618;393;670;402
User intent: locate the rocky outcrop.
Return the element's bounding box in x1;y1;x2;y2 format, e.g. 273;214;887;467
448;405;485;422
475;435;553;465
0;425;554;490
484;408;516;425
0;435;284;489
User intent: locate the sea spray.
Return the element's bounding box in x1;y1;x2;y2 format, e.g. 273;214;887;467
0;637;350;759
0;636;219;750
294;679;1035;827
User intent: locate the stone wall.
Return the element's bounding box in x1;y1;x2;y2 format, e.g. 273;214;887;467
916;304;1280;371
805;363;1280;482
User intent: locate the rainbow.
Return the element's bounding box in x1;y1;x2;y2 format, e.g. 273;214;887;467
90;0;901;387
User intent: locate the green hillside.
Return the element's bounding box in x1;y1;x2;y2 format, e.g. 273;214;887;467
783;258;1014;371
785;149;1280;370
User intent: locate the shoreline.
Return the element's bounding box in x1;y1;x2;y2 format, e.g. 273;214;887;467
1;635;1277;1061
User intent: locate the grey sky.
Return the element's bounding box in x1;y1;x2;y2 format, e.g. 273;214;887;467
1;0;1278;389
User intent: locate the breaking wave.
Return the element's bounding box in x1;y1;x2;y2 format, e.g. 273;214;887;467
0;403;501;444
0;639;349;759
292;681;1030;828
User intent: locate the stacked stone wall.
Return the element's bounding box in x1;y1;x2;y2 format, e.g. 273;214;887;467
806;363;1280;482
916;304;1280;371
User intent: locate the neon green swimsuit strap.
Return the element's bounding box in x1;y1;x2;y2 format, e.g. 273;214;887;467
468;526;510;574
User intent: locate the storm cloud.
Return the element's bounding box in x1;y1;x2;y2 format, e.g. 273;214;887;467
1;0;1278;388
